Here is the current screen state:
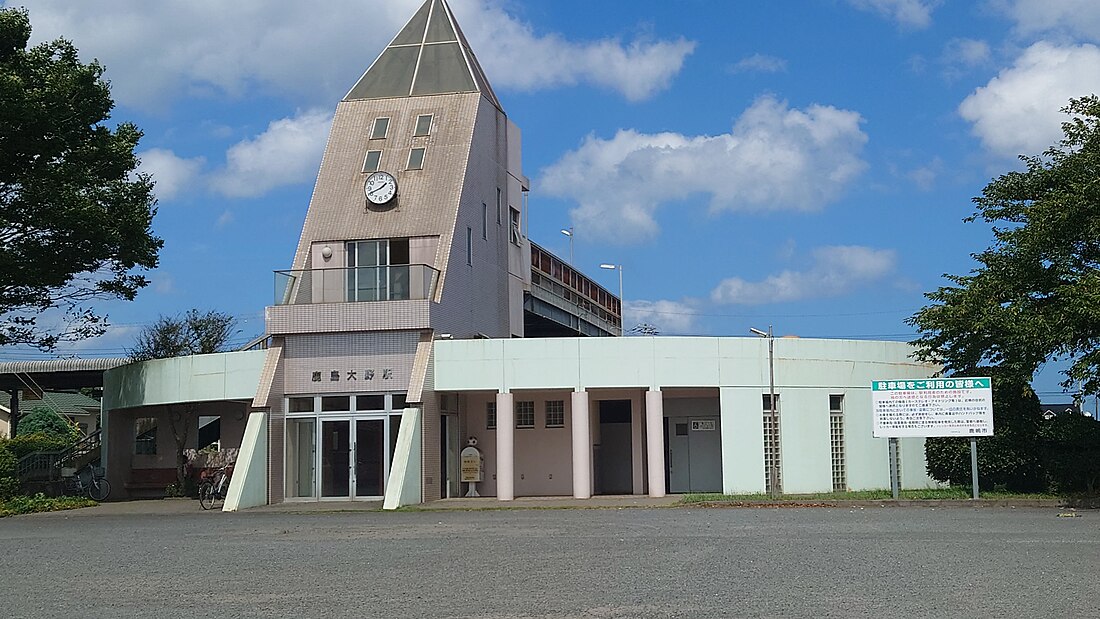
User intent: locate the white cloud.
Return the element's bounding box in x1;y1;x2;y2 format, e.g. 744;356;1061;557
711;246;897;305
941;39;992;78
729;53;788;74
907;157;943;190
958;42;1100;157
996;0;1100;42
136;148;204;201
14;0;693;109
539;96;868;243
460;7;695;102
216;211;235;229
152;274;176;295
846;0;942;29
624;300;700;335
208;109;332;198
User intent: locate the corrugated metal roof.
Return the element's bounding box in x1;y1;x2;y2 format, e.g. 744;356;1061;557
0;358;129;374
0;391;100;415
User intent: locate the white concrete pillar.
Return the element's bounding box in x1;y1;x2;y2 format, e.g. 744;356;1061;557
571;390;591;499
496;391;515;501
645;389;666;498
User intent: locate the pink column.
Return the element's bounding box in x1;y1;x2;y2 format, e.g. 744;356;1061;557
496;391;515;501
645;389;666;498
571;390;591;499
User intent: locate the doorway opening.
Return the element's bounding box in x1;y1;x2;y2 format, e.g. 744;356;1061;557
595;400;633;495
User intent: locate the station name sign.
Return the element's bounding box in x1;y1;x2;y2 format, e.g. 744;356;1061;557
872;377;994;438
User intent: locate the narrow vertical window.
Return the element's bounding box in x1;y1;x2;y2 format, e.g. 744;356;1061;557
414;114;433;137
362;150;382;173
762;393;781;493
466;227;473;265
370;117;390;139
830;394;846;492
509;207;521;245
482;203;488;239
407;147;425;170
496;188;502;225
486;401;497;430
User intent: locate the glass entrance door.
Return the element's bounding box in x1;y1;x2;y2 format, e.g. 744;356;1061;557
355;419;386;497
321;420;351;498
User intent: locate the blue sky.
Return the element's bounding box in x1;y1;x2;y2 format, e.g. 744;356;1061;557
5;0;1099;406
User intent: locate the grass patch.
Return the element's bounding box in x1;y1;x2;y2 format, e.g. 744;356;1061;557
0;493;98;517
681;487;1062;504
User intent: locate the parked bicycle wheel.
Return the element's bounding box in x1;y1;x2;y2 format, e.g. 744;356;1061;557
198;482;217;510
87;477;111;501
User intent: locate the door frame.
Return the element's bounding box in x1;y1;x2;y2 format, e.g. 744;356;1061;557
286;413;394;502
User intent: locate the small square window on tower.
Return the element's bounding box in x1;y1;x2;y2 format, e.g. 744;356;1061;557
362;150;382;173
414;114;433;137
370;117;390;140
407;148;425;170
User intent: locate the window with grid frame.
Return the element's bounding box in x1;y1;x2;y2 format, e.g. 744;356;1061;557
545;400;565;428
486;401;496;430
829;394;846;492
515;400;535;428
762;394;781;492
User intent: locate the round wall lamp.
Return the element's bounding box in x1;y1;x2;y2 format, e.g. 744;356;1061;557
321;245;333;261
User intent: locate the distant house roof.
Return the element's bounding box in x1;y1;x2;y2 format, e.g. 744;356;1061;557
1040;403;1080;420
0;390;101;416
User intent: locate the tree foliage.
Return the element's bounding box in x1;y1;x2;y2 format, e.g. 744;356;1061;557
0;8;162;349
128;309;238;361
16;406;77;441
908;96;1100;395
924;370;1045;492
1041;411;1100;494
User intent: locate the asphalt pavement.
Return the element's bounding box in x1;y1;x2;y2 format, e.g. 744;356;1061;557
0;501;1096;618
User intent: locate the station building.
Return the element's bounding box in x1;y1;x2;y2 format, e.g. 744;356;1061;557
99;0;940;508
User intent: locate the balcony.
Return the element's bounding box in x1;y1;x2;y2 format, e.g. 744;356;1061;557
274;265;439;306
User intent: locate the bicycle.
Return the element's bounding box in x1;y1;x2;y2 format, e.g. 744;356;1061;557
67;466;111;501
198;464;232;510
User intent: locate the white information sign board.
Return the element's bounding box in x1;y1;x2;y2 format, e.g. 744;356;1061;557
872;377;993;438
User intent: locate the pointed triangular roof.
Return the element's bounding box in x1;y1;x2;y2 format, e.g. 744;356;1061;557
345;0;502;110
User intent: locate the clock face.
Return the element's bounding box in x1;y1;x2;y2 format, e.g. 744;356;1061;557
364;171;397;205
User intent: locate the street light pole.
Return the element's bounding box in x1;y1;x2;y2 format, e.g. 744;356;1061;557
560;227;574;264
751;325;779;497
600;263;624;335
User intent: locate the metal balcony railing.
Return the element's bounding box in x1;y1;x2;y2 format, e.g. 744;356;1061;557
274;265;439;306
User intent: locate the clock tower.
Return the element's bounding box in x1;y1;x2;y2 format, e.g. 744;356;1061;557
256;0;530;504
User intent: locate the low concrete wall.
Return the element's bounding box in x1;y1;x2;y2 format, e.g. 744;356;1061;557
383;407;422;510
223;412;268;512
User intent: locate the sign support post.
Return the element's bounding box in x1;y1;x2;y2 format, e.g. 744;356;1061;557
969;437;980;500
888;437;900;500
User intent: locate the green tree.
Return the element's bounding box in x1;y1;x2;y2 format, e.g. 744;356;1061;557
15;406;77;441
923;370;1046;492
128;309;238;361
908;96;1100;396
0;8;162;350
1041;411;1100;494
